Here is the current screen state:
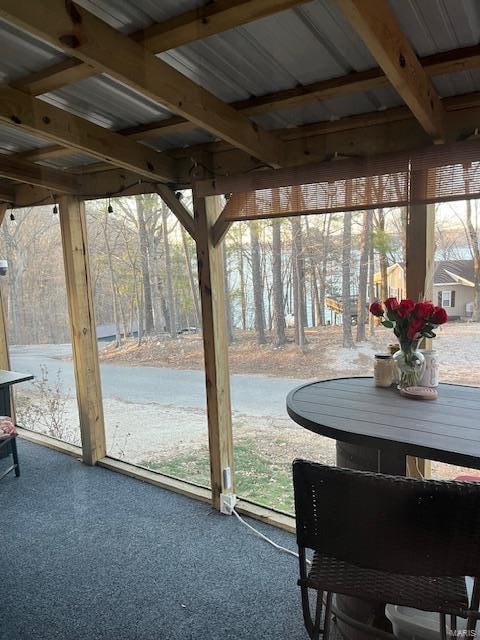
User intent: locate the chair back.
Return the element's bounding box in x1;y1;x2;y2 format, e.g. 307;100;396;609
293;459;480;577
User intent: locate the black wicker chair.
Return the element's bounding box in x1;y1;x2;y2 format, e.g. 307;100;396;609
293;459;480;640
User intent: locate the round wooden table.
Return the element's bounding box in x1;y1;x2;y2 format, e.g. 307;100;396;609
286;376;480;639
287;376;480;475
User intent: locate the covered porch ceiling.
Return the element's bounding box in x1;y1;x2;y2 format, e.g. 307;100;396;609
0;0;479;208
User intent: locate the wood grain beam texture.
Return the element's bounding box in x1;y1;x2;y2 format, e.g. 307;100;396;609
14;0;310;96
405;170;435;479
193;190;235;510
103;43;480;142
0;185;15;204
0;86;177;183
59;195;106;465
0;204;14;422
0;0;286;167
336;0;446;142
155;184;196;240
15;85;480;175
0;205;11;371
15;44;480;168
0;154;80;193
8;94;480;208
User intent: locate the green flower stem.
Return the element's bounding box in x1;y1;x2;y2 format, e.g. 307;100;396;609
397;341;423;389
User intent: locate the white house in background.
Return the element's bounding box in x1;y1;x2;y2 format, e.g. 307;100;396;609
374;260;476;320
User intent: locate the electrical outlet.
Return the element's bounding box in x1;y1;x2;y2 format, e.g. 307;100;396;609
220;493;237;515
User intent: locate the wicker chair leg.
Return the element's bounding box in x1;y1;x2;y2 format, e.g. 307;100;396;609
450;615;457;634
11;437;20;477
467;578;480;634
322;592;333;640
301;585;315;638
312;589;324;640
300;586;326;640
440;613;447;640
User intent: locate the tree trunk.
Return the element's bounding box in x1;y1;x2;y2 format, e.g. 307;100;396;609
272;219;286;346
223;242;234;343
342;210;355;348
465;176;480;321
162;207;177;338
238;228;247;331
102;211;121;346
181;226;201;329
376;209;389;300
151;233;167;333
356;211;371;342
318;214;332;326
249;221;266;344
135;196;154;333
291;217;306;349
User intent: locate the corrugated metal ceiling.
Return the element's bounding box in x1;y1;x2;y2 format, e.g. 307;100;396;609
0;0;479;171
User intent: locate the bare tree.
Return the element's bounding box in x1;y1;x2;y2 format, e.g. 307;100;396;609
181;225;201;328
356;210;371;341
134;196;155;333
223;242;234;343
249;220;266;344
291;216;307;349
271;218;286;346
342;208;355;348
161;204;177;337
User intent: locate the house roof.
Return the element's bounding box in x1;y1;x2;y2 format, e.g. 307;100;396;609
434;259;475;285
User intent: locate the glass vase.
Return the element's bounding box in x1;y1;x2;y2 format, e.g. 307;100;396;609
393;341;425;389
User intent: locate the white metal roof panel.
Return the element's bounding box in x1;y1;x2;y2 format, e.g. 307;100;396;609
388;0;480;57
0;18;65;84
0;0;479;168
40;153;99;170
75;0;204;31
42;75;174;130
0;125;50;154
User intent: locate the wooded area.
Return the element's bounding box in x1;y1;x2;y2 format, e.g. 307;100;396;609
1;193;478;351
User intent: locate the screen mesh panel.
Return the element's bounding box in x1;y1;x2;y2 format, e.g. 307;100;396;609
199;139;480;221
225;173;408;221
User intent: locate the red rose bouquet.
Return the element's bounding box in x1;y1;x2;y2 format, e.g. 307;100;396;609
369;297;448;387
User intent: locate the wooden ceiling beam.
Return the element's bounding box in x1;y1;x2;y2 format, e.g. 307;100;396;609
9;94;480;209
0;183;15;204
13;0;309;97
156;184;196;239
68;91;480;176
59;44;480;141
0;86;177;182
0;0;286;167
14;43;480;169
0;155;80;193
336;0;446;142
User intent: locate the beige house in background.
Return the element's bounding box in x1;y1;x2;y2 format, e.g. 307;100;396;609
374;260;476;320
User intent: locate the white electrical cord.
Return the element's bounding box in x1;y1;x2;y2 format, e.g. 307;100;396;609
232;507;311;564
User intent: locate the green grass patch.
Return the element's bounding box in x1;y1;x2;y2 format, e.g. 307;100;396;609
144;438;294;514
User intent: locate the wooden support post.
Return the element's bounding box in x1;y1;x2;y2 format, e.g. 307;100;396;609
0;205;13;420
194;191;234;510
406;170;435;478
59;196;106;465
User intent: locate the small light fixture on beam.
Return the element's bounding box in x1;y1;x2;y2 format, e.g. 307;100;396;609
9;212;15;222
107;196;113;214
52;204;58;214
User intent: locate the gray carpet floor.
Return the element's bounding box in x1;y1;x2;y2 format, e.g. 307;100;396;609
0;441;309;640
